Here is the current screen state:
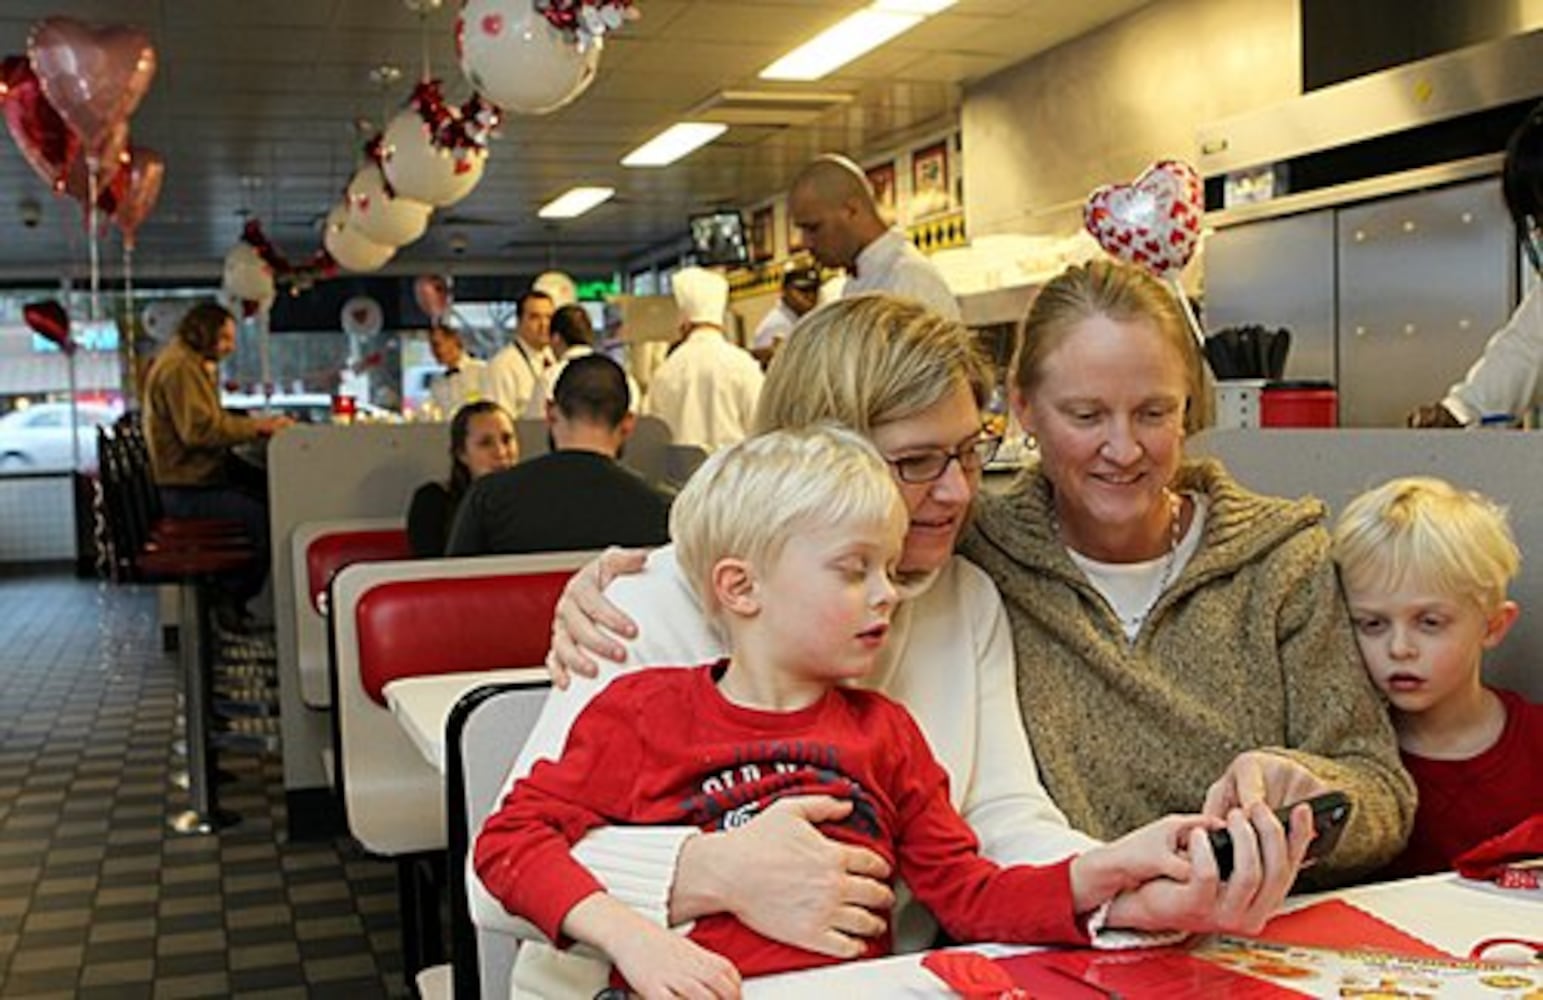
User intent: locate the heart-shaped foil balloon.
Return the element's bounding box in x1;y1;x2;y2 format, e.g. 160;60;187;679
1083;159;1204;279
1;56;80;192
27;16;157;160
24;299;74;354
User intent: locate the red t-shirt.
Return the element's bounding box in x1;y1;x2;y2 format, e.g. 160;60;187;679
1386;687;1543;878
475;663;1086;980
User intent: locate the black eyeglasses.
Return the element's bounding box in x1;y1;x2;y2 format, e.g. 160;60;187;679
886;434;1002;484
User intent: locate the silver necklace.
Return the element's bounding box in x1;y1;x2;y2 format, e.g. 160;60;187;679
1054;490;1184;633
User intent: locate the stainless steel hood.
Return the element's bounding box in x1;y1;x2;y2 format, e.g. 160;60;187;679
1197;28;1543;178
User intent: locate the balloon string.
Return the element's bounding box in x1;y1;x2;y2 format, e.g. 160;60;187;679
86;160;101;323
123;243;137;407
420;13;432;82
1167;276;1205;349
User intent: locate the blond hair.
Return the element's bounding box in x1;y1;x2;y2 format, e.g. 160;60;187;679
754;293;990;436
1013;259;1213;433
671;425;907;618
1332;476;1521;613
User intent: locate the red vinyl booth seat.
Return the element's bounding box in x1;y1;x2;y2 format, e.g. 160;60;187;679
354;570;574;706
306;529;412;612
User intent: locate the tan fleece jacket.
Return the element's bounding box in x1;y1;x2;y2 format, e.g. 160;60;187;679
961;458;1415;885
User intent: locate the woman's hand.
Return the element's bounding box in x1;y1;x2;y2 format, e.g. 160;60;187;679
546;546;651;689
1104;801;1314;936
673;796;894;958
1203;750;1330;816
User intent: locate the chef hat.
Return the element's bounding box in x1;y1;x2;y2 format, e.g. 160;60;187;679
672;266;729;327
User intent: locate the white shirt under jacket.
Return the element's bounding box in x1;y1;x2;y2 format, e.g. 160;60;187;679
842;227;962;321
486;338;555;418
642;327;763;451
427;356;489;417
471;548;1098;998
522;345;642;418
1441;282;1543;425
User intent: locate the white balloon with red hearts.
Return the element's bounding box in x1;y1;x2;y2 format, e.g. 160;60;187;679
340;295;385;338
1083;159;1204;279
457;0;602;116
324;204;395;274
346;164;432;247
222;242;276;312
381;109;487;207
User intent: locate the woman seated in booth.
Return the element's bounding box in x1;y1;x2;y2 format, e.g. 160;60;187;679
405;400;516;558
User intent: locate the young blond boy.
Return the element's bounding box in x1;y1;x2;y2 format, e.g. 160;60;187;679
1333;476;1543;878
476;426;1216;997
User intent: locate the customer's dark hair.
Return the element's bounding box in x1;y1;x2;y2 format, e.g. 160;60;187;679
447;400;512;500
1503;101;1543;252
175;302;235;356
554;355;628;428
550;304;594;349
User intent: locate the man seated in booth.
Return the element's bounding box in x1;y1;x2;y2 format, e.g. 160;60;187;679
447;355;671;557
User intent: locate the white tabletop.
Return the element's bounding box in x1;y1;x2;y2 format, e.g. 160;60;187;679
384;667;549;773
742;873;1542;998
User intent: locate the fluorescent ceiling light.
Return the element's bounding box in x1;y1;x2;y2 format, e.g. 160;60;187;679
621;123;728;167
538;186;615;219
760;0;956;81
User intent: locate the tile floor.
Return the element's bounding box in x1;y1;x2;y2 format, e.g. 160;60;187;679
0;570;409;999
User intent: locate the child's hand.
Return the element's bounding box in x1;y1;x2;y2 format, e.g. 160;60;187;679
608;924;742;1000
1070;813;1218;913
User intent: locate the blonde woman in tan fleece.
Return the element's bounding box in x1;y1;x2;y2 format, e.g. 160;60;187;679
961;260;1414;888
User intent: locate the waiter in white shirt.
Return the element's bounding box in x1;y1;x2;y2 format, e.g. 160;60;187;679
426;325;488;418
525;304;642;417
787;153;961;321
486;290;556;416
643;267;763;451
750;265;822;367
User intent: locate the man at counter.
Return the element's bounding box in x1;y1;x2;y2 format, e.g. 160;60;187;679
1409;103;1543;428
787;154;961;320
487;290;556;417
142;302;293;628
750;265;822;367
426;324;488;418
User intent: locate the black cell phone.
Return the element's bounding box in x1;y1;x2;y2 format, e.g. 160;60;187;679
1208;791;1352;880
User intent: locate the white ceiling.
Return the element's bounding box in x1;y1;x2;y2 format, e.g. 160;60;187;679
0;0;1149;280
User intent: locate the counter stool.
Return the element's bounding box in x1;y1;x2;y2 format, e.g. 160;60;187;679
138;544;258;834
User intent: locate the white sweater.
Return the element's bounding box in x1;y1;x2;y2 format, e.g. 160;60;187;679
470;548;1095;996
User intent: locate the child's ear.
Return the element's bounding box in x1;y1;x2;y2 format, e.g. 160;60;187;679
1482;600;1521;650
711;557;760;618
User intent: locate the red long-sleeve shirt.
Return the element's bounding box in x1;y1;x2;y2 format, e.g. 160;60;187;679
1386;687;1543;878
475;663;1087;981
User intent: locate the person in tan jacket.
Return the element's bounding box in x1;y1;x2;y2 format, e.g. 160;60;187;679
142;302;291;619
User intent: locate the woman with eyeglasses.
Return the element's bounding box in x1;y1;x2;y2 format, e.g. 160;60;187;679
485;293;1311;997
1409;102;1543;427
962;260;1413;890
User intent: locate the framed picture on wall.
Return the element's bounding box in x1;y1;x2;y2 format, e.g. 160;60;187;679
866;161;897;221
751;206;775;262
911;141;950;219
787;205;806;252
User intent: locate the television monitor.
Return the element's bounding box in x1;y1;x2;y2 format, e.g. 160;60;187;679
688;210;749;267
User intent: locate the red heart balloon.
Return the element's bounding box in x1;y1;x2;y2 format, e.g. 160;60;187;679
1083;159;1204;280
27;17;157;161
414;274;452;321
23;300;74;355
1;56;79;192
112;146;164;249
